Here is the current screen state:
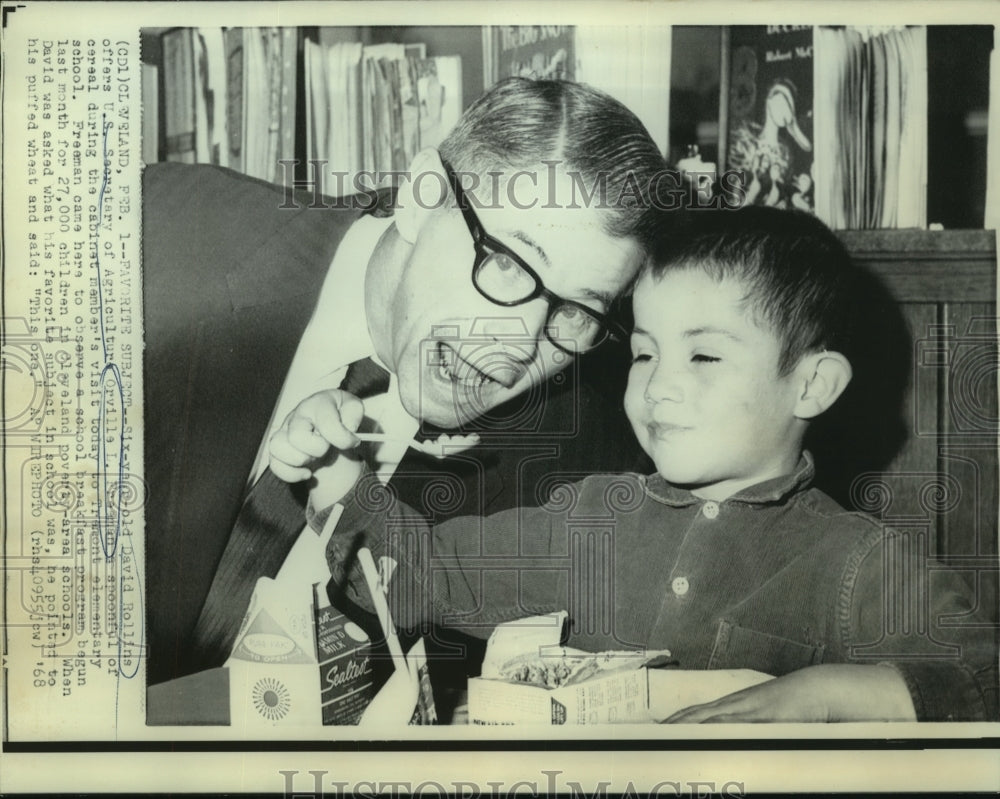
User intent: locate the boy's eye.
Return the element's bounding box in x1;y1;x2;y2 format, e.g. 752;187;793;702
631;353;654;364
692;353;721;363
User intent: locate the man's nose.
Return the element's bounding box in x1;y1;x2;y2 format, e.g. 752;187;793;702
469;302;549;361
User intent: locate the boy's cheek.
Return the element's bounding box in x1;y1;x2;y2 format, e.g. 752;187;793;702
622;377;645;414
621;395;649;442
626;418;657;462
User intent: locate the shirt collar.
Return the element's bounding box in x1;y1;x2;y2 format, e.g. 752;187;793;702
641;451;816;507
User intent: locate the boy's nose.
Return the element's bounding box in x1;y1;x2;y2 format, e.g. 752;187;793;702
644;366;684;404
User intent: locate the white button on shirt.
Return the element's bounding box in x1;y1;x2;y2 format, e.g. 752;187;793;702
672;576;690;596
702;501;720;519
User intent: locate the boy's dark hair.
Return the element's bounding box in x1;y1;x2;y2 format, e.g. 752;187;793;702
647;206;858;375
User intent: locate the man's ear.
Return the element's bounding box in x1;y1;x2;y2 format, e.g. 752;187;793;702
793;351;853;420
394;148;446;244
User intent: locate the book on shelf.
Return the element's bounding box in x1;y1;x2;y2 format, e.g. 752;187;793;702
304;32;462;197
416;55;462;152
485;25;575;85
362;43;400;177
160;27;464;193
141;62;159;165
723;25;816;215
224;27;244;172
482;27;671;157
305;38;363;194
160;27;298;185
813;26;927;230
162;28;196;164
721;25;927;230
242;28;298;184
482;26;671;158
194;28;227;167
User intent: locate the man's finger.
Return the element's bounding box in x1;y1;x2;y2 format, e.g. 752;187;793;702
269;459;314;484
286;414;336;458
269;432;320;469
329;391;365;438
312;393;364;450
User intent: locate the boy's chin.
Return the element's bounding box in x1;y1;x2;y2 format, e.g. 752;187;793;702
649;459;728;494
655;470;731;502
646;449;697;479
651;463;711;488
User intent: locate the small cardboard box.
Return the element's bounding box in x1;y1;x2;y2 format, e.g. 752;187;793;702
467;613;665;725
468;666;775;725
466;613;773;725
468;662;654;725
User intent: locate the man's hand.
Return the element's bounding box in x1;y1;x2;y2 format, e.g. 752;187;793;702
662;664;917;723
269;389;365;483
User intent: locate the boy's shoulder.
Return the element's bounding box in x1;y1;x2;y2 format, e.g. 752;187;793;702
793;483;862;516
789;483;887;549
539;469;889;548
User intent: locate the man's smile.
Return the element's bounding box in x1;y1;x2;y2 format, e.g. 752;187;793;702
434;341;523;390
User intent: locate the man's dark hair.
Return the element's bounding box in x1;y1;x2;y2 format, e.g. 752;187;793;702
646;206;859;375
439;77;666;247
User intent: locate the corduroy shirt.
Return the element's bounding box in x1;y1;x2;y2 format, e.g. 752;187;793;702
328;453;998;721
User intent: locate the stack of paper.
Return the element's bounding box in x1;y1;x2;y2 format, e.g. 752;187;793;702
814;26;927;229
305;33;462;198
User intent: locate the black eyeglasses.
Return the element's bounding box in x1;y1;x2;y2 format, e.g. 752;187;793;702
441;160;627;355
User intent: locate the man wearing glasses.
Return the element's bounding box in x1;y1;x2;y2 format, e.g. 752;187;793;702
269;158;637;487
143;78;665;691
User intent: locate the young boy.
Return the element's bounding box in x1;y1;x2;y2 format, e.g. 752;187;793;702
274;207;998;722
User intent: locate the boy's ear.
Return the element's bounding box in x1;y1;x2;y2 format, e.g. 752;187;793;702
793;351;853;420
393;148;446;244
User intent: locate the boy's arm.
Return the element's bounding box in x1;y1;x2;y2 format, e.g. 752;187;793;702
848;538;999;722
323;469;562;636
663;663;916;723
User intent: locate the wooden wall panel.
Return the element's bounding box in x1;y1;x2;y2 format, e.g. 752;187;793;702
838;230;997;568
939;304;998;561
868;303;943;546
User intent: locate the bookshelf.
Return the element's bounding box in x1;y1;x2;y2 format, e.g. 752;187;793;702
672;24;994;230
141;25;675;183
143;24;993;230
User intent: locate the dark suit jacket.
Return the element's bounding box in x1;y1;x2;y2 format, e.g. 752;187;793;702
142;163;647;686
